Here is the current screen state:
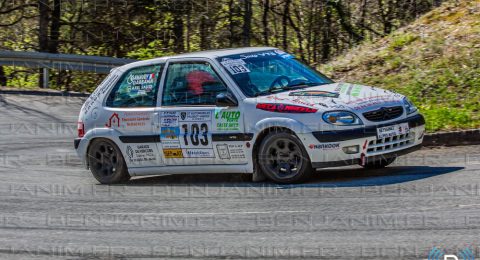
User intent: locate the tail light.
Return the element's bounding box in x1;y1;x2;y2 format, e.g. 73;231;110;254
77;121;85;138
256;103;318;113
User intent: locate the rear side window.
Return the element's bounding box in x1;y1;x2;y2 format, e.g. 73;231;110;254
106;64;163;107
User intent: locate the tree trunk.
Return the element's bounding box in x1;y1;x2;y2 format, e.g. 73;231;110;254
282;0;291;51
199;16;208;50
321;3;332;62
228;0;235;47
38;0;50;88
0;66;7;87
242;0;252;47
262;0;269;45
328;0;364;42
291;5;305;60
38;0;49;52
172;12;184;53
186;9;191;52
48;0;61;53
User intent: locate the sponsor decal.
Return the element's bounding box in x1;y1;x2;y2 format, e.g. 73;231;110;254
350;96;398;110
346;84;362;97
265;95;287;101
318;102;329;108
309;143;340;150
126;146;134;159
238;51;277;60
126;72;155;86
160;116;178;127
216;144;230;159
289;91;340;98
334;83;344;92
126;144;157;163
82;73;119;114
216;143;246;160
215;110;241;131
105;111;150;128
291;98;316;107
160;126;181;148
121;111;150;127
256;103;318;113
105;113;120;128
183;149;215;158
163;148;184;158
179;111;212;122
227;144;246;159
274;49;294;59
160;127;180;140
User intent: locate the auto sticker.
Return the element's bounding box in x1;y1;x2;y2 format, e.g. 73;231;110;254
215;110;241;131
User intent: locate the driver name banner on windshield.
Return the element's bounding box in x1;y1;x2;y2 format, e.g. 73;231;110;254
221;59;250;75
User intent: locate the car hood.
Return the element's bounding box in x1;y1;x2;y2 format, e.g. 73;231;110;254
256;82;405;113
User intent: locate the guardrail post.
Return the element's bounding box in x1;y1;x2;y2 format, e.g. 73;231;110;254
42;67;49;88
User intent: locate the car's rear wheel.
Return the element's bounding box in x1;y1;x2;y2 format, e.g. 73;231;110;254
257;131;313;184
362;157;396;169
87;138;130;184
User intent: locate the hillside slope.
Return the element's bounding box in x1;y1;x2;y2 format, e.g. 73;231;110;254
321;0;480;132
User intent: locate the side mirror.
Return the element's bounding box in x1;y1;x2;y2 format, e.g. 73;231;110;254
216;92;238;107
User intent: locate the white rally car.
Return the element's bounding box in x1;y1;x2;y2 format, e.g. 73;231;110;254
75;47;425;184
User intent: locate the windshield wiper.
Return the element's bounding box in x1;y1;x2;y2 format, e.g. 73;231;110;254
283;82;326;89
253;82;327;97
253;87;283;97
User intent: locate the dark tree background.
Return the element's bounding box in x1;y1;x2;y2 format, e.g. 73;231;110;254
0;0;444;91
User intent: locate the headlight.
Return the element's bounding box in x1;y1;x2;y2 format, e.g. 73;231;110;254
322;111;363;126
403;97;417;114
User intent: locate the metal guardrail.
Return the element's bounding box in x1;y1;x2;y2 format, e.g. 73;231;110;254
0;50;137;88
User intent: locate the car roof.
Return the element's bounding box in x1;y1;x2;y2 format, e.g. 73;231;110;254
117;47;277;71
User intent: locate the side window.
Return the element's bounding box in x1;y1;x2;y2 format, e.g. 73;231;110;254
162;61;228;106
106;64;163;107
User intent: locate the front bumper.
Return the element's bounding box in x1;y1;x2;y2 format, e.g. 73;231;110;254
302;114;425;168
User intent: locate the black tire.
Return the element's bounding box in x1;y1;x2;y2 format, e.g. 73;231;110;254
257;131;313;184
87;138;131;184
362;157;396;169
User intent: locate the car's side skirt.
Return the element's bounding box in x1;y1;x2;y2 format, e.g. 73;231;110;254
129;164;250;176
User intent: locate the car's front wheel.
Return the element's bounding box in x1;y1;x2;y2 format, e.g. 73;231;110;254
257;131;313;184
87;138;130;184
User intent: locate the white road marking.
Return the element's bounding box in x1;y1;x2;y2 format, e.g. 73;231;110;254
457;204;480;208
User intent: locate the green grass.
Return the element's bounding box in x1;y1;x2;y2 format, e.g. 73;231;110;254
321;0;480;132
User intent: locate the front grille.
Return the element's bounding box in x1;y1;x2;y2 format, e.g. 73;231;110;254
363;106;403;122
367;133;414;154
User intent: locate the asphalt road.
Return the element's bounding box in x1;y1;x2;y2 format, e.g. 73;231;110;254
1;94;480;259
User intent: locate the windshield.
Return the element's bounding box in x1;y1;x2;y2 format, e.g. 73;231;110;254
216;50;333;97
